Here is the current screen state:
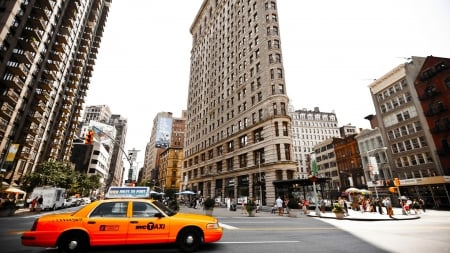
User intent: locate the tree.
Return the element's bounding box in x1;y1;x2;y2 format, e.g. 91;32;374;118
21;160;101;197
21;160;76;193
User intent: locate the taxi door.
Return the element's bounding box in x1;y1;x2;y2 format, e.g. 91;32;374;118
83;201;129;246
127;201;170;244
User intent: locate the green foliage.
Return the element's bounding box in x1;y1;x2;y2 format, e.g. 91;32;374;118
203;197;215;210
287;198;300;209
21;160;101;196
245;199;257;212
332;202;344;213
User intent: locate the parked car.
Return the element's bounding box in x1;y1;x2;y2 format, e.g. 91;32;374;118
80;197;91;205
63;198;74;208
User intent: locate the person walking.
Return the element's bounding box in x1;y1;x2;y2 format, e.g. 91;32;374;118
419;198;426;212
276;196;283;216
385;197;393;218
37;195;43;213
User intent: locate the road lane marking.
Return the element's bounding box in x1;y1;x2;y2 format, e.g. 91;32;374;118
219;223;239;230
217;240;299;244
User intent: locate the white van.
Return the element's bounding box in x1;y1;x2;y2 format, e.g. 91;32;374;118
29;186;66;211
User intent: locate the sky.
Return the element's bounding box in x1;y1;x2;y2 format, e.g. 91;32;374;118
86;0;450;163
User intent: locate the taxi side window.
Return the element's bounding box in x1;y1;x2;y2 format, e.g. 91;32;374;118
90;202;128;218
132;202;160;218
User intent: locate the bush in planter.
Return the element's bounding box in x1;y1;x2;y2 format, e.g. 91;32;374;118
203;197;215;210
245;199;257;214
0;200;18;216
287;198;300;209
332;202;344;213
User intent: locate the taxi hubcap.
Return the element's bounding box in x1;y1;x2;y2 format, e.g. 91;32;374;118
185;235;194;245
68;240;78;250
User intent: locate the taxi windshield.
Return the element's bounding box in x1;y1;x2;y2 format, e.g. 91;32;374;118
153;200;177;216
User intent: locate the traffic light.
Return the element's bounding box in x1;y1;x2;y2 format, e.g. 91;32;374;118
85;130;94;144
388;187;398;193
394;178;400;187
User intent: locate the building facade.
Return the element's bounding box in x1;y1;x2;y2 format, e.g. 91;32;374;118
0;0;111;186
157;111;186;192
142;112;177;183
369;56;450;208
290;107;340;179
183;0;297;206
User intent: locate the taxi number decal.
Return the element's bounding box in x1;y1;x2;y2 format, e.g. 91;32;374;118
136;222;165;230
55;218;82;222
99;225;120;231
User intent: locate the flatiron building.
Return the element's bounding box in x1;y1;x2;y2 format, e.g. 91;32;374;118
183;0;297;206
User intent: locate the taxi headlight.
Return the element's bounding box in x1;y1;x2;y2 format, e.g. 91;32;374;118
206;222;220;229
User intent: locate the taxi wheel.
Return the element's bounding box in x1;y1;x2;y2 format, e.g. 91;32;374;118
57;231;88;253
177;228;202;252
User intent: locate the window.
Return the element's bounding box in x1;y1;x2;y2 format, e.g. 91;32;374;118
90;202;128;218
276;144;281;160
253;128;264;142
282;121;289;136
274;122;279;136
227;157;234;171
284;144;291;160
239;154;247;168
227;140;234;152
132;202;159;218
239;135;248;147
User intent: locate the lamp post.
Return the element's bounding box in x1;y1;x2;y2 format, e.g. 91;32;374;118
257;154;263;211
366;147;387;199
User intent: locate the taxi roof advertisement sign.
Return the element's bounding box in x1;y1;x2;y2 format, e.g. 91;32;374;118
105;186;150;199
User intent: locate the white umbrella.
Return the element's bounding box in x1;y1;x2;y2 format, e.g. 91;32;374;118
2;186;26;195
359;189;372;195
176;190;196;195
344;187;360;194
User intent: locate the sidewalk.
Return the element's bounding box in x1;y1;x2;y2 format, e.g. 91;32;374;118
307;207;420;221
179;206;421;221
11;206;421;221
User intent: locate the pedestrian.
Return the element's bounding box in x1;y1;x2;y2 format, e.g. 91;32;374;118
37;195;43;212
419;198;426;212
271;202;277;214
30;196;38;212
385;197;393;218
412;198;420;214
241;200;246;214
338;197;348;216
376;198;384;214
283;197;289;214
276;196;283;216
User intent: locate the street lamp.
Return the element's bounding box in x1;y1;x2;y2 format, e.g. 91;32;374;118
257;154;263;211
366;147;387;199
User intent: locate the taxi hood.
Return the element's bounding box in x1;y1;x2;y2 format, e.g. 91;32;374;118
172;212;218;222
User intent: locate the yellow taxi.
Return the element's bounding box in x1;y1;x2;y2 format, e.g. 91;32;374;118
21;187;223;253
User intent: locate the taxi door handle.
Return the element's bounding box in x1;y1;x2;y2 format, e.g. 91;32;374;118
88;221;96;224
130;221;138;224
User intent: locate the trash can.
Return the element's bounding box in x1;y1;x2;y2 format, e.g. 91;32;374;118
230;203;237;211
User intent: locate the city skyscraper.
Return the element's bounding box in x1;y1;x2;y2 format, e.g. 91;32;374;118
183;0;297;205
0;0;111;185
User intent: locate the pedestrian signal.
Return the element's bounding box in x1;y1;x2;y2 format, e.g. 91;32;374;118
394;178;400;187
85;130;94;144
388;187;397;193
